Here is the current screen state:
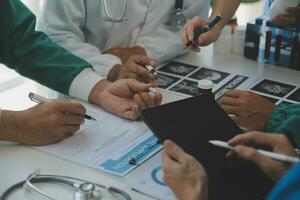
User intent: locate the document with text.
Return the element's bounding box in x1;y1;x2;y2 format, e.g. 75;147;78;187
35;105;162;176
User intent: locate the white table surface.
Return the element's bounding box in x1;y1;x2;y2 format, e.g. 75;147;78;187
1;46;300;200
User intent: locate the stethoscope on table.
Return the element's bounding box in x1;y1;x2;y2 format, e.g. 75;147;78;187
103;0;186;30
0;172;131;200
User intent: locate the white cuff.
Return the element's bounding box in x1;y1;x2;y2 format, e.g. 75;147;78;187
93;54;122;78
69;68;104;101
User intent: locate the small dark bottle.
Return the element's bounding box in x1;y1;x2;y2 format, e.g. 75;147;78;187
197;79;214;100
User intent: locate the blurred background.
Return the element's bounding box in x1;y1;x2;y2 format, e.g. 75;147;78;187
0;0;265;110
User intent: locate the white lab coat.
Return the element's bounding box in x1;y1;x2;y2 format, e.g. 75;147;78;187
37;0;209;79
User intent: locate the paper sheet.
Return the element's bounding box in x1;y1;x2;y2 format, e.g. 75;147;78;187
125;152;176;200
35;105;162;176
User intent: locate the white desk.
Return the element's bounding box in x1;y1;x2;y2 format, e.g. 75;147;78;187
1;47;300;200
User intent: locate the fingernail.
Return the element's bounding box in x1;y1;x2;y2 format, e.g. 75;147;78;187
150;60;157;66
133;105;139;112
164;140;175;150
149;74;156;80
234;146;244;153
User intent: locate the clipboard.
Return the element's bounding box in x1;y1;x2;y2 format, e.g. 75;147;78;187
141;95;274;200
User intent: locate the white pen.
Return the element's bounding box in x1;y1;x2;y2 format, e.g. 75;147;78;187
145;65;158;76
28;92;97;121
209;140;300;164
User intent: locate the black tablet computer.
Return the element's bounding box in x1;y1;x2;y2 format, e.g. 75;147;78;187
141;95;273;200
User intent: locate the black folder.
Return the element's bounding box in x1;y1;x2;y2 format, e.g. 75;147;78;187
141;95;274;200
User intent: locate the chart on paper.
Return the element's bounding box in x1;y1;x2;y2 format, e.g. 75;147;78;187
35;106;162;176
125;152;176;200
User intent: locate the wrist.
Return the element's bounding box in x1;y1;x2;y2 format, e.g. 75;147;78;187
88;79;112;105
0;110;22;142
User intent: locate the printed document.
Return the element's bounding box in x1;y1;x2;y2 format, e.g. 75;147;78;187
35;105;162;176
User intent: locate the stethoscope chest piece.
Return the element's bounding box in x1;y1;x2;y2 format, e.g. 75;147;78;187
74;183;102;200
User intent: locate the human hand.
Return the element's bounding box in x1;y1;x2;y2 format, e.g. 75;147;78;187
11;101;85;146
103;46;147;64
181;16;223;52
272;6;300;27
162;140;208;200
227;132;298;181
88;79;162;120
218;90;276;131
107;55;157;83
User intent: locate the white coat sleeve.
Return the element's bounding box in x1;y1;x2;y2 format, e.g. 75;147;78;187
136;0;209;64
37;0;122;78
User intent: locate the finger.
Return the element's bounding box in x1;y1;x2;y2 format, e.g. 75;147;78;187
223;89;244;98
162;149;180;180
186;20;196;42
61;125;81;135
189;16;207;42
286;7;300;15
62;114;85;126
128;79;155;93
128;63;153;79
228;132;277;148
273;15;298;27
164;140;188;164
122;104;140;120
189;45;201;52
226;150;236;159
197;31;212;46
154;92;162;106
234;145;279;171
134;94;147;110
131;55;157;67
53;101;86;115
230;115;241;125
141;93;155;108
220;105;240;116
218;96;240;106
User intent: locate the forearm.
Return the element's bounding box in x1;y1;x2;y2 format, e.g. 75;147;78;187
0;110;20;142
0;0;91;95
210;0;240;30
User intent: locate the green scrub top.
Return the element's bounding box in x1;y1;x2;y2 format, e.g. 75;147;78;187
0;0;92;95
267;104;300;148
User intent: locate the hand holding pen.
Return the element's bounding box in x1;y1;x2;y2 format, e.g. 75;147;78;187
29;93;96;121
182;15;222;51
210;132;299;181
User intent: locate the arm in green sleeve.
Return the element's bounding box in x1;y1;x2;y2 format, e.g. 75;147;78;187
0;0;92;95
266;104;300;147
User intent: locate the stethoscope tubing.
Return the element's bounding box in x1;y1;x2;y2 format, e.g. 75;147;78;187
0;174;131;200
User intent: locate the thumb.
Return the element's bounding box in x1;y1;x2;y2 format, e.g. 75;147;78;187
197;30;219;46
234;145;275;170
164;140;187;163
128;79;155;93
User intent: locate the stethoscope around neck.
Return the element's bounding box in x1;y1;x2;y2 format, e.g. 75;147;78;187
0;172;131;200
102;0;186;30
